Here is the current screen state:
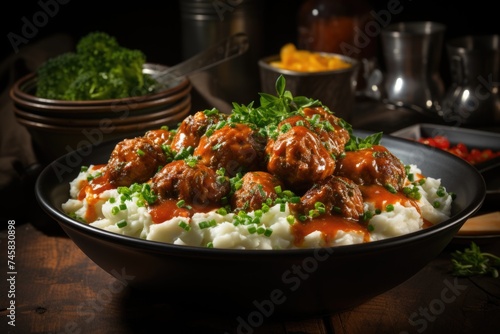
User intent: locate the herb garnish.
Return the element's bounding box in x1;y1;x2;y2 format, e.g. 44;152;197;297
344;132;383;151
451;242;500;278
229;75;322;137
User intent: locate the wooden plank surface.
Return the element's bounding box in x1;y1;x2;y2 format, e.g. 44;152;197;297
1;221;499;334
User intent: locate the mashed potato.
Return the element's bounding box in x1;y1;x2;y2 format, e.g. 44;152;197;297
62;164;453;249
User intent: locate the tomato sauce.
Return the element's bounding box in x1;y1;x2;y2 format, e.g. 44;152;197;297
148;200;219;224
359;184;420;213
77;165;113;222
292;215;369;247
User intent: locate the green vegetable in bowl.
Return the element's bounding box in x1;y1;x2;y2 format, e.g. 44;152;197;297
35;31;159;101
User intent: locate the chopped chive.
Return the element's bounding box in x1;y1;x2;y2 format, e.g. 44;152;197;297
385;184;397;194
363;211;373;221
280;203;285;212
436;186;447;197
314;202;326;214
216;207;227;215
308;209;320;218
199;219;217;229
117;220;127;228
261;203;270;213
178;221;191;231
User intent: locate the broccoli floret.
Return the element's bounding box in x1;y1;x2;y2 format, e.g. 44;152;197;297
35;31;159;101
76;31;120;58
35;52;82;100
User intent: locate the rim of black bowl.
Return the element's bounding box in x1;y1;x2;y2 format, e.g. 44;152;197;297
34;130;486;257
11;63;190;107
258;54;360;77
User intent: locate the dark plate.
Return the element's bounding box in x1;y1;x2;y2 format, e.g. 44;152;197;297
35;130;485;318
391;123;500;206
390;123;500;150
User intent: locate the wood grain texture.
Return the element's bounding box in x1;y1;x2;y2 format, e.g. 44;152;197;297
1;223;499;334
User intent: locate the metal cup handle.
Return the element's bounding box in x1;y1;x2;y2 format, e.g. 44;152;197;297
449;55;465;84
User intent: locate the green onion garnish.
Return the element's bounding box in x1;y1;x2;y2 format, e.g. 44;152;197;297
117;220;127;228
178;221;191;231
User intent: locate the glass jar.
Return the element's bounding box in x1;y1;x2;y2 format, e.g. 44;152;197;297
297;0;377;91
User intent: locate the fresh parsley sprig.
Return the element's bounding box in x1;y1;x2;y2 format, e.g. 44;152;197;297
229;75;322;132
451;242;500;278
344;132;383;151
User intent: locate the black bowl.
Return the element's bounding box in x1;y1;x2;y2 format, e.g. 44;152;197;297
35;130;485;318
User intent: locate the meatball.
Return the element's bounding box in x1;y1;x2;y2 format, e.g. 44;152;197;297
277;115;311;131
107;137;166;187
266;125;336;193
293;175;364;220
231;171;284;212
194;123;267;177
335;145;406;191
302;106;350;158
144;128;174;147
151;159;230;206
170;110;226;152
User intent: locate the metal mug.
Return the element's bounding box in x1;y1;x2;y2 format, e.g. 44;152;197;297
379;21;446;112
441;35;500;127
179;0;263;111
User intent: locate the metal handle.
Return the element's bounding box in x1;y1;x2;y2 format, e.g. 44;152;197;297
450;55;465;84
153;32;250;87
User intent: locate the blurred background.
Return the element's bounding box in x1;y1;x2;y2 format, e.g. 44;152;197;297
2;0;499;89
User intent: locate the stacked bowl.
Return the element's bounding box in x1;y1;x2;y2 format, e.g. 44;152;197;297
10;63;191;163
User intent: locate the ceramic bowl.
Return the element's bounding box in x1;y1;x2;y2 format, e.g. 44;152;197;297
35;130;485;319
10;64;190;108
9;63;192;163
16;104;189;164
